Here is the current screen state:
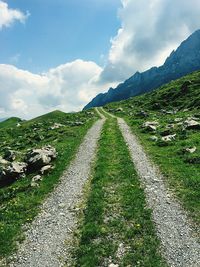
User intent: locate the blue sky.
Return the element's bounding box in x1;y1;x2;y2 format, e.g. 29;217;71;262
1;0;200;119
1;0;121;73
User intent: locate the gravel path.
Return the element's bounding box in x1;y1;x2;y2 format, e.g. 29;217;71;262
8;117;105;267
117;117;200;267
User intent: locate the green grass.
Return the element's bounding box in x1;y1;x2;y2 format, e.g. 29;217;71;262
0;109;98;259
105;70;200;226
0;117;22;129
74;115;167;267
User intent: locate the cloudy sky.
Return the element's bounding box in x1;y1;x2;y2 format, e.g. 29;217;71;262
1;0;200;119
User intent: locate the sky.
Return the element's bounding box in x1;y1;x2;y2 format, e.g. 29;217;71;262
1;0;200;119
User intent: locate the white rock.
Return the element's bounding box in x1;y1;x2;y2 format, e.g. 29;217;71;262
40;165;53;175
161;134;176;142
184;119;200;129
185;147;197;153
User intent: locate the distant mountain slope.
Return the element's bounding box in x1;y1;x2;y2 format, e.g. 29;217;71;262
0;117;22;129
84;29;200;109
106;70;200;112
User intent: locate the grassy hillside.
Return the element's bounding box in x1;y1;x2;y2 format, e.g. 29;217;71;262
0;109;98;258
0;117;22;129
105;70;200;226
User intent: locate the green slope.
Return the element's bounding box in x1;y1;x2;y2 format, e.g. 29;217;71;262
0;109;98;258
105;70;200;226
0;117;22;129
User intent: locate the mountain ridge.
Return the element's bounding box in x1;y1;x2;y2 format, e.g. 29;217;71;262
84;29;200;109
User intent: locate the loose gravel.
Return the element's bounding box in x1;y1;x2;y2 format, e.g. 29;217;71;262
8;117;105;267
117;117;200;267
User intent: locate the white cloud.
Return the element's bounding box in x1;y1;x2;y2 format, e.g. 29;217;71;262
0;1;29;29
0;61;116;119
100;0;200;82
1;0;200;118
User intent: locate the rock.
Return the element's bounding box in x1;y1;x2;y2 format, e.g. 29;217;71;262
31;181;39;187
32;174;42;182
0;156;9;165
174;118;183;122
184;119;200;130
40;165;53;175
166;110;177;115
143;121;159;126
149;136;158;142
109;264;119;267
142;121;159;131
3;149;16;161
177;122;184;126
116;107;123;112
50;123;64;130
166;124;175;129
73;121;84;126
31;175;42;187
0;162;27;182
26;145;57;171
184;147;197;154
161;134;176;142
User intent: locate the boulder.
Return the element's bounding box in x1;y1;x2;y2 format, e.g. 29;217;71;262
184;119;200;130
116;107;123;112
0;162;27;182
174;118;183;122
184;146;197;154
50;123;64;130
26;145;57;171
142;121;159;131
40;165;53;175
149;136;158;142
31;174;42;187
32;174;42;182
161;134;176;142
0;156;9;165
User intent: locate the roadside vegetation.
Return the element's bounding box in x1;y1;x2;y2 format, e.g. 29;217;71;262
0;109;98;258
74;114;166;267
105;70;200;226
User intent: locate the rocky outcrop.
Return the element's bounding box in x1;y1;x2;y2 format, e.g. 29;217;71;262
0;162;27;183
25;145;57;171
184;119;200;130
142;121;159;132
0;145;57;187
161;134;176;142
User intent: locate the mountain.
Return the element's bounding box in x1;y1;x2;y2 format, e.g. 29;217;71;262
106;70;200;113
84;29;200;109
